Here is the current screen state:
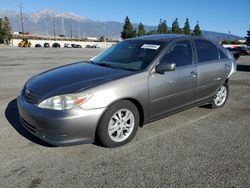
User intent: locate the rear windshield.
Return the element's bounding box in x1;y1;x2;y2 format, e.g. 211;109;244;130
91;40;165;71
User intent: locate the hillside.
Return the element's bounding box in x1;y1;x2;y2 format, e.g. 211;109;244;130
0;9;244;42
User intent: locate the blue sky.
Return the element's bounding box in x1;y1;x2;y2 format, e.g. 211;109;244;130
1;0;249;36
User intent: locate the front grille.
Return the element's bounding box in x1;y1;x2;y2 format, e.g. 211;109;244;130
20;117;37;133
24;89;40;104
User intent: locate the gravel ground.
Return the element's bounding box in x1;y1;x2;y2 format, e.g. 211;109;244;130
0;48;249;188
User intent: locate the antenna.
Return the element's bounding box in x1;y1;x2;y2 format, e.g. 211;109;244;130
19;3;24;37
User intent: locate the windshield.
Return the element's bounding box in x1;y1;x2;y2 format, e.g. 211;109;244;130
91;40;164;71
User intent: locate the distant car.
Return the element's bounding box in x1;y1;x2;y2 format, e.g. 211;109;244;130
226;47;240;61
233;46;250;55
43;43;50;48
64;43;72;48
226;47;233;51
85;45;91;48
18;34;237;148
73;44;82;48
35;44;42;48
52;43;61;48
85;44;97;48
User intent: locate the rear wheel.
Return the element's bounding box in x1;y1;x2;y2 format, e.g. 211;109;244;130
96;100;139;148
211;84;229;108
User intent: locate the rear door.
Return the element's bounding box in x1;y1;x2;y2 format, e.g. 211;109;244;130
193;39;231;102
149;39;197;120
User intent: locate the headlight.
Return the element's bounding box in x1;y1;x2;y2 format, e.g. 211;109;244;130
38;93;92;110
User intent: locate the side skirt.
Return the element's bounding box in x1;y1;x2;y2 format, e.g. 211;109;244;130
144;98;211;126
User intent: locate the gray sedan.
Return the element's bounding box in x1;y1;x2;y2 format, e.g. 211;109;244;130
18;34;236;148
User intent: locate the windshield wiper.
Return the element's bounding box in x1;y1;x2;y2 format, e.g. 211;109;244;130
96;63;119;69
92;62;137;71
88;61;116;68
88;60;96;64
118;67;137;71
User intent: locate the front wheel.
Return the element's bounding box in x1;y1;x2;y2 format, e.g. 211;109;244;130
211;84;229;108
96;100;139;148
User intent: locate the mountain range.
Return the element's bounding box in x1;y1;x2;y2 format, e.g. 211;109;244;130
0;9;244;42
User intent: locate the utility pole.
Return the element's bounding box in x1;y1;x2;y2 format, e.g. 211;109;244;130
70;25;72;41
19;3;24;37
105;36;107;48
53;17;56;40
78;25;80;39
61;17;65;36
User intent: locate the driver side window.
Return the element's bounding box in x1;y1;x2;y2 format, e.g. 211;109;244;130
160;40;193;67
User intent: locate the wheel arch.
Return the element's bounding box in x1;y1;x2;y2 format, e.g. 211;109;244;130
225;78;229;85
123;98;144;127
106;98;144;127
94;98;144;146
95;98;145;133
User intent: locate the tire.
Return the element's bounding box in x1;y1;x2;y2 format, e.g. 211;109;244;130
211;83;229;109
96;100;139;148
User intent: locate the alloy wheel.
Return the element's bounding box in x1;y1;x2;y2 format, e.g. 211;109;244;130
214;85;227;106
108;109;135;142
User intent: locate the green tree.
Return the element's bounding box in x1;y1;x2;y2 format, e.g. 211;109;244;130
193;21;202;36
121;16;136;39
157;19;168;34
146;30;158;35
137;22;146;37
171;18;181;34
246;25;250;46
0;18;4;43
1;16;12;45
183;18;191;35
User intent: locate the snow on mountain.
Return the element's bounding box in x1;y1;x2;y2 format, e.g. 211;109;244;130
29;9;88;23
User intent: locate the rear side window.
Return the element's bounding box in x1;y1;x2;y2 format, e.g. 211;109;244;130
194;39;219;63
160;40;193;67
218;49;228;59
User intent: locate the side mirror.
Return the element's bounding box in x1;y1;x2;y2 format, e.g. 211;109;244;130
155;62;176;74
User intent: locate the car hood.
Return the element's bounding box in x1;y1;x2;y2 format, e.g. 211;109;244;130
26;62;133;98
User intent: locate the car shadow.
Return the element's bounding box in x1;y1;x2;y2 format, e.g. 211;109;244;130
5;98;54;147
237;64;250;72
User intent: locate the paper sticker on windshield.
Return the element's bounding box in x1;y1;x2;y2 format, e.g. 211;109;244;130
141;44;160;50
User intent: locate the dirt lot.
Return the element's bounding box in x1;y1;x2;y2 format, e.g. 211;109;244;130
0;48;249;187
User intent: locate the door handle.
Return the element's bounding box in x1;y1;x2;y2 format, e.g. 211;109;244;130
190;71;197;78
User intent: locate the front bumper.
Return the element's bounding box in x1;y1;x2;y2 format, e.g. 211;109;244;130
17;94;106;146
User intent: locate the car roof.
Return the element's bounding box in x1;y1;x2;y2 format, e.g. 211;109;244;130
131;34;205;42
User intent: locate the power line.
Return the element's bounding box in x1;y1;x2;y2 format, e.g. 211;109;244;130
3;0;19;9
4;0;34;14
2;0;19;10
